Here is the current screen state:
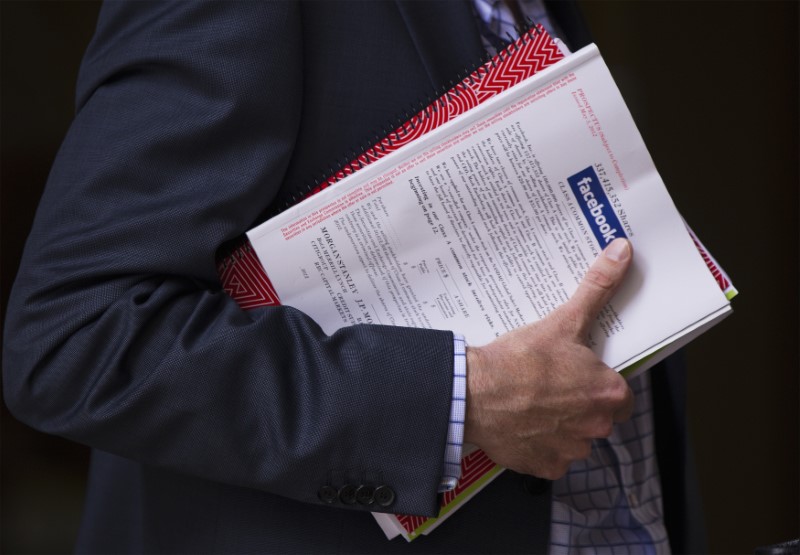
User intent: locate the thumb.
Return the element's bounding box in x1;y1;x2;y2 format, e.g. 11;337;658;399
561;238;633;338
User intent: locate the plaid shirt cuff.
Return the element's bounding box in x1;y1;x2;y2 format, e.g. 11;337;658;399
439;333;466;492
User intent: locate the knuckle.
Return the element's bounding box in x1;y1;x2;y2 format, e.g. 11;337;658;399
607;376;630;405
540;464;568;481
577;414;612;439
535;452;570;481
591;419;614;438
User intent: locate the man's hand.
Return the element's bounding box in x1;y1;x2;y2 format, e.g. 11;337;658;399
463;238;635;480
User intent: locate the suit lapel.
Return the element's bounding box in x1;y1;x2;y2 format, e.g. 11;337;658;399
394;0;486;90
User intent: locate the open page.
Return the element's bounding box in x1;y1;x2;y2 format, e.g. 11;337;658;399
248;45;731;373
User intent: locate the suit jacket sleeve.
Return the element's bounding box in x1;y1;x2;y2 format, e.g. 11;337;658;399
2;1;455;518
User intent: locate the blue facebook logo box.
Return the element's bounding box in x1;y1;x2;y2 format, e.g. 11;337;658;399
567;166;627;249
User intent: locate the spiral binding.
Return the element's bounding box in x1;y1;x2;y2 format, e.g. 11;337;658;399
217;21;552;271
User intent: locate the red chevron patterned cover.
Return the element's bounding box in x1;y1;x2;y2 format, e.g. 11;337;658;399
395;449;499;539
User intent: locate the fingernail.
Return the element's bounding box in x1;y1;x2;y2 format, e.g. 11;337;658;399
604;238;630;262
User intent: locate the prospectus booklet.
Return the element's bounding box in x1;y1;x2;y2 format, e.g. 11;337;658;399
242;42;736;540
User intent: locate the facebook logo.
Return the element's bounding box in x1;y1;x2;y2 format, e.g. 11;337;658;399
567;166;626;248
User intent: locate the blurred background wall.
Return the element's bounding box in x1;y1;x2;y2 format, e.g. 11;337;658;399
2;1;797;553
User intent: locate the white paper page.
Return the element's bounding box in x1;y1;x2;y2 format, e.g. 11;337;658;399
371;513;404;541
248;45;730;370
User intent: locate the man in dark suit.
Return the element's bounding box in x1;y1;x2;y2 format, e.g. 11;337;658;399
3;1;699;552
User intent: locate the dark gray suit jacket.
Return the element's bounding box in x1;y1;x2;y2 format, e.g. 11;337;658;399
3;1;698;553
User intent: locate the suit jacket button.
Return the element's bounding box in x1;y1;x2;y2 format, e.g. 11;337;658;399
522;475;550;496
356;485;375;506
338;484;357;504
318;485;338;504
374;485;396;507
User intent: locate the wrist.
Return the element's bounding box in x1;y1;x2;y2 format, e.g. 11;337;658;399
463;345;484;446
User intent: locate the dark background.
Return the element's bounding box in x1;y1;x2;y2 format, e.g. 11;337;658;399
2;1;797;553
